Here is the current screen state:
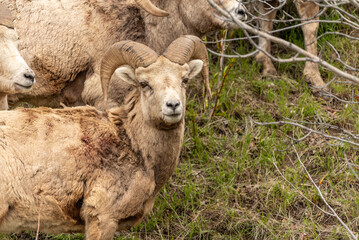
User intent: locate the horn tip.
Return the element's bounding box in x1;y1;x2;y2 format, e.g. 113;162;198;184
160;11;169;17
149;9;169;17
134;0;169;17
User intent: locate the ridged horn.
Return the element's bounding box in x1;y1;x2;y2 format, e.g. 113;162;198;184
134;0;169;17
100;41;159;105
163;35;211;98
0;4;14;29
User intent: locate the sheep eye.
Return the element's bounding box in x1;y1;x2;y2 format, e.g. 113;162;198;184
182;78;189;85
139;82;149;89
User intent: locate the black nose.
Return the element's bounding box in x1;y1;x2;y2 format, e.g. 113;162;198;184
237;9;245;15
24;72;35;82
166;101;180;111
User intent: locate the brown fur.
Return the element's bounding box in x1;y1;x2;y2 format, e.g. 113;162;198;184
0;0;245;109
254;0;325;89
0;56;203;239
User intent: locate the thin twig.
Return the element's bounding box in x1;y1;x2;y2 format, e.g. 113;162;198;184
251;118;359;147
344;152;359;182
210;31;227;119
35;199;42;240
272;156;334;216
292;145;358;240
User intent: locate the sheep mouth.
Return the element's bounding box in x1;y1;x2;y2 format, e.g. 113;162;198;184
15;83;33;89
162;113;182;124
164;113;181;117
163;113;182;120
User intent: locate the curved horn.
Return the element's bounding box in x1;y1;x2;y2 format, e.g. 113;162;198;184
163;35;211;98
134;0;169;17
100;41;158;105
0;4;14;29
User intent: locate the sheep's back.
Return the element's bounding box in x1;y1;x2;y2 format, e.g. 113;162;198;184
0;106;141;233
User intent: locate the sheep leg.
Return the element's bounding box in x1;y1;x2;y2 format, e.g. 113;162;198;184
294;0;327;90
0;204;8;225
255;0;278;76
81;183;119;240
117;197;156;230
83;215;117;240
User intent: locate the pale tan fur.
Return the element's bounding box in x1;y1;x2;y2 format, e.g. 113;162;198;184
0;23;35;109
255;0;326;90
0;0;245;108
0;56;202;239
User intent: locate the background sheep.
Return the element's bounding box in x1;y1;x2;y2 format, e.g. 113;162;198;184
1;0;246;109
254;0;324;90
0;35;207;240
0;3;35;110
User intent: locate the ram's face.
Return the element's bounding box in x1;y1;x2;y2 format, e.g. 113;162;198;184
115;56;203;128
179;0;247;32
0;25;35;94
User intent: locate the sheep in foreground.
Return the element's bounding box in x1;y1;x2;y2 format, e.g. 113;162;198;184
0;3;35;109
1;0;246;108
0;35;207;239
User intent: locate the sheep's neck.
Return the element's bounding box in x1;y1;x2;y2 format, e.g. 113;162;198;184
0;94;8;110
143;1;220;53
123;103;185;195
143;3;199;53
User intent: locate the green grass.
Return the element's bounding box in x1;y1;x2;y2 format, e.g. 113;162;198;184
111;20;358;238
3;6;359;240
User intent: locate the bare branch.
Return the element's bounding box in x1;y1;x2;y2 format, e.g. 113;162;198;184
348;0;359;9
272;156;334;216
344;152;359;182
326;42;359;72
206;47;259;58
207;0;359;84
251;118;359;147
317;32;359;42
35;199;42;240
292;145;358;240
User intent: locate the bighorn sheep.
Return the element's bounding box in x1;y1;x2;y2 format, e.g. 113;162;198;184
255;0;325;90
0;0;246;108
0;35;207;239
0;3;35;110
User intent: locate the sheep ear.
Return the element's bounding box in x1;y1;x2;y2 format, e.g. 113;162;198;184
114;65;138;86
188;60;204;79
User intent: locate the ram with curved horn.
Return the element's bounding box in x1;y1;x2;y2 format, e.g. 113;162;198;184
0;3;35;110
0;35;207;239
0;0;246;109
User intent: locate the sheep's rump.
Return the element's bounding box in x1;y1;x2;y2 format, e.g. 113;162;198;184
0;107;152;233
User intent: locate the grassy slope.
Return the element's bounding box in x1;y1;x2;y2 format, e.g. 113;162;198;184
2;8;359;240
120;13;359;239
